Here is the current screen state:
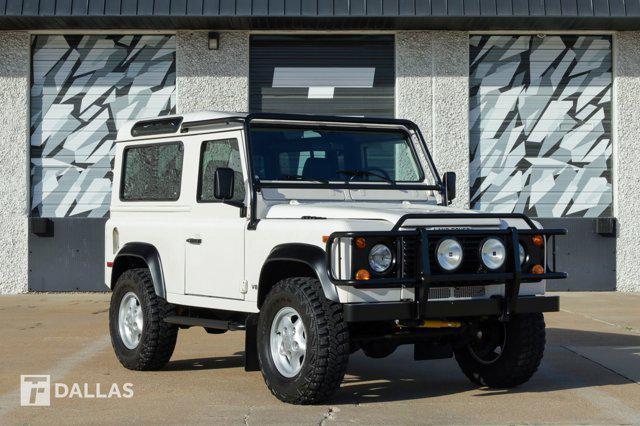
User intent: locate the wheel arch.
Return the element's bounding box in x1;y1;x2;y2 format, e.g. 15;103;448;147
258;243;338;308
111;242;166;299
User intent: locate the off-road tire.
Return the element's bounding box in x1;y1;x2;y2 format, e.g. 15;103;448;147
257;277;350;404
454;313;546;388
109;268;178;370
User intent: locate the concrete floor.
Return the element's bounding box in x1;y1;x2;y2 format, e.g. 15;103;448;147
1;292;640;425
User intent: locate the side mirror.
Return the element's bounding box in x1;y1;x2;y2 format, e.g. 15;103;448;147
214;167;235;200
443;171;456;204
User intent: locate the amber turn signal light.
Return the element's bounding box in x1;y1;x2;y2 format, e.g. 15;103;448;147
355;269;371;280
532;234;544;247
355;237;367;249
531;264;545;274
322;235;329;243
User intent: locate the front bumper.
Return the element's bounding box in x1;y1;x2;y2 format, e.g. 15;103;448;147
343;295;560;322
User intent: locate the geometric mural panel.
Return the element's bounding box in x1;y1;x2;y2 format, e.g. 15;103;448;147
30;34;176;217
469;35;612;218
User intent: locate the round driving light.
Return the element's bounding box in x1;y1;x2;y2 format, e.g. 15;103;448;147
436;239;463;271
368;244;393;273
481;238;506;270
519;243;528;266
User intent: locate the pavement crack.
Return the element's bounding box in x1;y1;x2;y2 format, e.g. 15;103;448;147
560;308;640;335
319;406;339;425
242;406;253;426
561;345;639;385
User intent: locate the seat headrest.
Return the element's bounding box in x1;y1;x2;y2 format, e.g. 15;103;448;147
302;157;337;181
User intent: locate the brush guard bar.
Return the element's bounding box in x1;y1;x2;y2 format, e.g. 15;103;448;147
325;213;567;321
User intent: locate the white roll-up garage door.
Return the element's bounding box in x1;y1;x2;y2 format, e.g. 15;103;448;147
469;35;612;218
30;34;176;218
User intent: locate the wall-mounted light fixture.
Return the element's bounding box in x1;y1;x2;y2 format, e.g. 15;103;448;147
208;32;219;50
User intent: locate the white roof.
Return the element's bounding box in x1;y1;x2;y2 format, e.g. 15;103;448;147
116;111;248;141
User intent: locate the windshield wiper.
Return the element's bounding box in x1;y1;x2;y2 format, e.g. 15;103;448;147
280;174;329;184
336;169;394;185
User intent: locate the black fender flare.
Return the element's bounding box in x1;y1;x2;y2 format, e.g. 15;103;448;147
112;242;166;299
259;243;339;305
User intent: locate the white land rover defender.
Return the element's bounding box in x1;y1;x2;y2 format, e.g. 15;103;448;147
106;111;566;404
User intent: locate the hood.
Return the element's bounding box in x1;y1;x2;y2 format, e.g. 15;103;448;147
265;202;505;228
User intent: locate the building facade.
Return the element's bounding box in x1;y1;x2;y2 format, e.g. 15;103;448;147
0;0;637;293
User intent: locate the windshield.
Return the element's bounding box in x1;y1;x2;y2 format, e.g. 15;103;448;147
249;125;433;185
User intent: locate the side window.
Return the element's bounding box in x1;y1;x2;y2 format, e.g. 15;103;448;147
198;138;246;203
121;142;183;201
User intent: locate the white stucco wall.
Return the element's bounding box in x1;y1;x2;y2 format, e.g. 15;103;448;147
614;32;640;292
176;31;249;114
396;32;434;151
396;31;469;209
0;32;30;294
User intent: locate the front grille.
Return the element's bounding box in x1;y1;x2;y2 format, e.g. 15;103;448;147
429;287;452;299
453;286;486;298
428;286;486;299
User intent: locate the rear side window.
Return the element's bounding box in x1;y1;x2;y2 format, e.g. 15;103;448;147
121;142;184;201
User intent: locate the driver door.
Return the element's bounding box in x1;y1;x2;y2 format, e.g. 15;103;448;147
184;132;247;299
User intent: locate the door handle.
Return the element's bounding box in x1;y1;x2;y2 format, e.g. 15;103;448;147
186;238;202;245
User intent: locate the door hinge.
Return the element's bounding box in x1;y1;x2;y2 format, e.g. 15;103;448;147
240;280;249;294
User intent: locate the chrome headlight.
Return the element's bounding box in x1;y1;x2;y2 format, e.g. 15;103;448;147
519;243;528;266
436;239;463;271
368;244;393;273
480;238;506;270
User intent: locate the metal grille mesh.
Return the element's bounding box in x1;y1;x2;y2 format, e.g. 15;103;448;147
429;287;452;299
428;286;487;299
453;286;486;298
